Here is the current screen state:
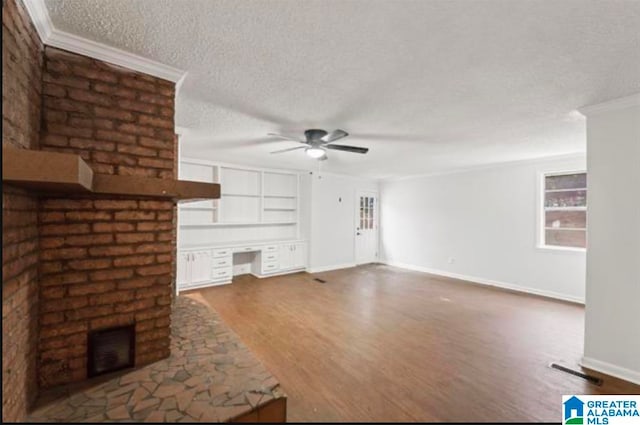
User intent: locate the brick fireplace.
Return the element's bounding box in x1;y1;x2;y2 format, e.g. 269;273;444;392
3;0;182;420
3;2;291;423
36;45;178;388
3;0;44;420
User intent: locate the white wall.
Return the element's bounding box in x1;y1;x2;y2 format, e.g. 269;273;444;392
380;154;587;302
581;95;640;384
305;172;379;272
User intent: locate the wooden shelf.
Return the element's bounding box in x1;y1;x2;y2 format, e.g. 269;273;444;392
544;206;586;211
2;147;94;192
3;147;220;201
222;193;260;198
545;188;587;193
180;221;296;228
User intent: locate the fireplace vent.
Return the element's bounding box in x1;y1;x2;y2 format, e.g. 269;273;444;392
88;325;135;377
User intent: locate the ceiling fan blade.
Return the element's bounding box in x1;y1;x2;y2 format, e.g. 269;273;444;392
322;129;349;143
270;146;307;154
325;144;368;154
267;133;305;143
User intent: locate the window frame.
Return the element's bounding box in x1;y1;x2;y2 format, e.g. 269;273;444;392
536;169;587;253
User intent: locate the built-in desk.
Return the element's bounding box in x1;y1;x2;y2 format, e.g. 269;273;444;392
177;239;307;293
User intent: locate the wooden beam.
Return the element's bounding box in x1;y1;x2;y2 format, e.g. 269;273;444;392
3;146;93;192
93;174;220;200
2;147;220;200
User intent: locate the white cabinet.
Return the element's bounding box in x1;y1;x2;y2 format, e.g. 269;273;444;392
177;250;213;290
278;242;307;271
292;242;307;269
192;251;213;284
211;248;233;283
278;244;294;271
178;241;307;292
177;252;191;286
259;246;279;275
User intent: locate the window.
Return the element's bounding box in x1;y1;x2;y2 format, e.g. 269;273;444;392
541;171;587;249
359;195;376;230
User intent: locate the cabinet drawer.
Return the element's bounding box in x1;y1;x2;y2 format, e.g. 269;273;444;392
212;248;231;258
232;246;258;253
211;267;232;281
212;257;231;268
262;262;278;273
264;245;278;252
262;252;279;263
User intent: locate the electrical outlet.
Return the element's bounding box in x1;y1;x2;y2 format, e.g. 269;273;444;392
447;257;455;264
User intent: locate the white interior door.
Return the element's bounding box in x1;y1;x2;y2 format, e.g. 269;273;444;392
355;191;379;265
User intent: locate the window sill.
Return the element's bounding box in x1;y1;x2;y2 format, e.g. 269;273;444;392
536;244;586;254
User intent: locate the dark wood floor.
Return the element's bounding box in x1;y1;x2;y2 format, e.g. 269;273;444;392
188;264;640;422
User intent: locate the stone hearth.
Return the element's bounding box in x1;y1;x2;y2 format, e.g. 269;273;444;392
28;297;286;423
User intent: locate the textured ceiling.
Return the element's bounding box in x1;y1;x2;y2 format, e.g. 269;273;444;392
45;0;640;178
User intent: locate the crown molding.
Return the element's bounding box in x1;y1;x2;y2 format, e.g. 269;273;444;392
381;151;586;182
579;93;640;116
22;0;187;84
21;0;53;40
46;30;186;83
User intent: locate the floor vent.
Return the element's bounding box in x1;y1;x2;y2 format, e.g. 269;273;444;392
549;362;603;386
314;278;327;283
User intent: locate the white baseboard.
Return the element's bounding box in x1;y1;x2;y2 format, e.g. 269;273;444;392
581;356;640;385
382;261;585;304
250;267;306;279
308;262;357;274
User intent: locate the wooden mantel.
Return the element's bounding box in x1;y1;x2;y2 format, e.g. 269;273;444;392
2;147;220;201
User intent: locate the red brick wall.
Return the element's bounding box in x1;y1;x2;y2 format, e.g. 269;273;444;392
2;0;43;421
37;46;177;388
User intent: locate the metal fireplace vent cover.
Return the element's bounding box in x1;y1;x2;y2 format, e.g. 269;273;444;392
88;324;135;377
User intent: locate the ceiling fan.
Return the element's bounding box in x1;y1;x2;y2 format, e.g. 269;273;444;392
269;129;369;160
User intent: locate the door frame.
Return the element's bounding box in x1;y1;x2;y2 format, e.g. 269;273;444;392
354;190;379;265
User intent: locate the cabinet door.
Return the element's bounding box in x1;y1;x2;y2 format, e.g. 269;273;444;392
278;244;293;271
292;243;307;269
191;250;212;283
177;252;191;286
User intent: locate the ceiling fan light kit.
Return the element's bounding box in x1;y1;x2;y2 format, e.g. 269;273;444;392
269;128;369;161
305;147;326;158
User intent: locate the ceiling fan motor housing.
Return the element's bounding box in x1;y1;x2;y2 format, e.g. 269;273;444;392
305;129;328;142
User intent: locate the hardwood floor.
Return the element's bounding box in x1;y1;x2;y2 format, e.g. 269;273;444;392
188;264;640;422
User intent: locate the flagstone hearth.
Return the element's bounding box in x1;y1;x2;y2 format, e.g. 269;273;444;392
28;297;286;423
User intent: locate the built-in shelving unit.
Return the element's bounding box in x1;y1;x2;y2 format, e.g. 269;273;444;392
180;222;297;227
176;158;308;290
178;158;300;246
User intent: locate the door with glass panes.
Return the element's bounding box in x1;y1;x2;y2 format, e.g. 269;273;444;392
355;191;379;264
